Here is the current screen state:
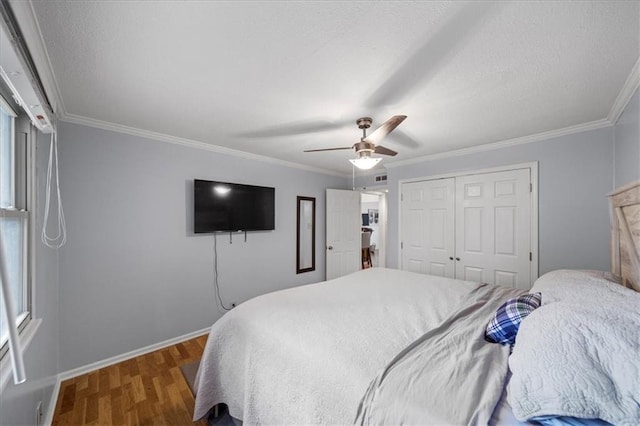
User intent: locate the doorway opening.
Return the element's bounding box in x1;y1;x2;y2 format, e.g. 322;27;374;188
360;188;387;269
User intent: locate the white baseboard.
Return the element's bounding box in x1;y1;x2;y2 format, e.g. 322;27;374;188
43;377;61;426
43;327;210;425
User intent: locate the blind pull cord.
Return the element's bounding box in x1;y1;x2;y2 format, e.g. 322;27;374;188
41;130;66;248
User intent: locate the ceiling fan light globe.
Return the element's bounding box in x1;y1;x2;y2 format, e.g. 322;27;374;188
349;157;382;170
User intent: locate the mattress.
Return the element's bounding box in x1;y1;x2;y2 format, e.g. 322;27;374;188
193;268;639;424
193;268;516;423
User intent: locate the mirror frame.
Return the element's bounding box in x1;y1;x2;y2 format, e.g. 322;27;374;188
296;196;316;274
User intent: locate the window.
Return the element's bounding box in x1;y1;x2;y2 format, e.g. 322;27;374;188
0;94;31;360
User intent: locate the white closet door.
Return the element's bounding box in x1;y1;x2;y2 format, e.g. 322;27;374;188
455;168;531;288
401;179;455;277
326;189;361;280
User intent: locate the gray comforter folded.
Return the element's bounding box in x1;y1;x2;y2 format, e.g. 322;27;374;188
355;283;526;426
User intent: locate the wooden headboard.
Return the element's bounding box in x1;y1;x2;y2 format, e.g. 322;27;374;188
609;181;640;291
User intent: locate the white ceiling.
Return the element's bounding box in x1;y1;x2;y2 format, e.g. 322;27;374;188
15;1;640;175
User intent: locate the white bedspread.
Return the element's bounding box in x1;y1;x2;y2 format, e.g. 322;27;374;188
192;267;482;424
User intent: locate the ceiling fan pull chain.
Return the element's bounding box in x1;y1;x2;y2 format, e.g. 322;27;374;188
352;164;355;191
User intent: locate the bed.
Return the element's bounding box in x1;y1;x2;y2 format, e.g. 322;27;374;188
193;182;640;425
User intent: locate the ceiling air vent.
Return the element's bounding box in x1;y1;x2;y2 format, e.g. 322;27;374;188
374;174;388;182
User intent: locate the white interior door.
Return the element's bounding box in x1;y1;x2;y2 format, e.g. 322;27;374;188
455;169;531;288
326;189;361;280
401;179;455;277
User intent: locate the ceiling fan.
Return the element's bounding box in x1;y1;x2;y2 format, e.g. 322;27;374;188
304;115;407;170
234;4;494;172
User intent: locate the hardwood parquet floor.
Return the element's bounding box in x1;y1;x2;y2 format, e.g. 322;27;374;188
51;334;209;426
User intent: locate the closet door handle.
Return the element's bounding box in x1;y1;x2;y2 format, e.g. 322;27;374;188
449;256;454;260
455;257;460;261
327;245;333;250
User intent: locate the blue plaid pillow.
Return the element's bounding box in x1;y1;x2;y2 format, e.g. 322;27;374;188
485;293;542;345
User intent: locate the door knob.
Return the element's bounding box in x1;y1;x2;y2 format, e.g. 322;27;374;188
327;246;333;250
449;256;454;260
455;257;460;261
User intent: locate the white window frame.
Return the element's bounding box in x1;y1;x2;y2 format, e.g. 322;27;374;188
0;93;33;363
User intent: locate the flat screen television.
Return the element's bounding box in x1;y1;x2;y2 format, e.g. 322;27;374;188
194;179;275;233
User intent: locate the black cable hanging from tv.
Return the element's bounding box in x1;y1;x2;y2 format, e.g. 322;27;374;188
213;233;231;311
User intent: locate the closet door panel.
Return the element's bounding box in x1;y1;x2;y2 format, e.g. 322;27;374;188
495;270;518;287
401;179;455;278
405;208;426;274
455;169;531;288
463;207;483;253
462;265;484;282
495;206;516;255
400;167;532;288
429;262;447;277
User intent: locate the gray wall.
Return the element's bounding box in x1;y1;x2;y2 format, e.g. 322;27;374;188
614;88;639;187
357;126;614;275
0;131;60;425
56;121;348;371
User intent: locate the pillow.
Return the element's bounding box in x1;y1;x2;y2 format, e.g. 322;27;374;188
484;292;541;345
507;290;640;424
530;270;629;304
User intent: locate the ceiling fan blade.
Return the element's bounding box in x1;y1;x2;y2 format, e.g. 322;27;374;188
233;118;351;138
364;2;498;109
374;145;398;156
364;115;407;145
304;147;353;153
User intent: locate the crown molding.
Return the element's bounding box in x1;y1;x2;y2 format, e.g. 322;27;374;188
385;118;612;169
61;113;348;178
608;56;640;124
59;60;633;176
10;0;637;177
7;0;347;178
387;60;640;170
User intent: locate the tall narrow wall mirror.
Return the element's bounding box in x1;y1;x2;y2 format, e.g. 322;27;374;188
297;196;316;274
